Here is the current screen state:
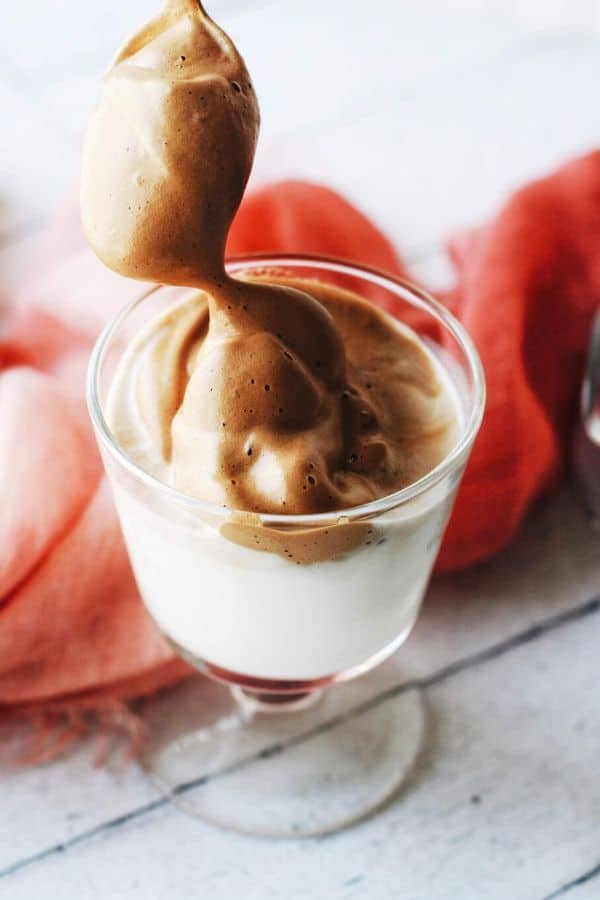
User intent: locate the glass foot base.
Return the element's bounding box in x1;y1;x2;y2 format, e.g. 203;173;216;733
139;672;426;837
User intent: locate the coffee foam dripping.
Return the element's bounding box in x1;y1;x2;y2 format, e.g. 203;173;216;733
84;2;459;562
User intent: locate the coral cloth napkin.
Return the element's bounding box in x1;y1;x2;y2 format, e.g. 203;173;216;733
1;150;599;723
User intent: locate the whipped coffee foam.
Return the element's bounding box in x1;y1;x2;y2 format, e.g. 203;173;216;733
108;277;461;561
81;0;259;286
82;1;461;558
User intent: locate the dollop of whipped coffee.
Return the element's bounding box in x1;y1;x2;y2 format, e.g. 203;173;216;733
83;0;459;524
81;0;258;285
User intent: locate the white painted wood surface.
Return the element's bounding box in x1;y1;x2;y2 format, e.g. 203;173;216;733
1;2;600;897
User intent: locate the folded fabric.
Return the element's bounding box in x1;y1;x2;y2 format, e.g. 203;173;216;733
1;151;598;721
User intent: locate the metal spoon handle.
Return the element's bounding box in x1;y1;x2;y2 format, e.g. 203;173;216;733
582;309;600;434
574;308;600;527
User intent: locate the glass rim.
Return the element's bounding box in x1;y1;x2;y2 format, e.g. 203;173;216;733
87;253;486;524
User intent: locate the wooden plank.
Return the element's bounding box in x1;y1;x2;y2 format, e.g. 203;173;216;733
543;866;600;900
2;560;598;899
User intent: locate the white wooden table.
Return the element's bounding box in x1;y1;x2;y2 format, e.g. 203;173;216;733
1;3;600;897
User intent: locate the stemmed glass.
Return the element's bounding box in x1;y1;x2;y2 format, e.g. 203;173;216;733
87;256;485;837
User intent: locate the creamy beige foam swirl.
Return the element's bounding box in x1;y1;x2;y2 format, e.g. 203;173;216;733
81;0;259;286
84;1;460;558
110;277;460;519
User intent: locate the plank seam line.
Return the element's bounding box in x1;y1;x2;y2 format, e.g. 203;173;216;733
541;858;600;899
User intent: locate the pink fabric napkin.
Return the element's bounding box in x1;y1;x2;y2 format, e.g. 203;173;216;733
1;200;189;740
